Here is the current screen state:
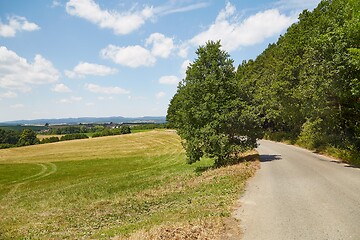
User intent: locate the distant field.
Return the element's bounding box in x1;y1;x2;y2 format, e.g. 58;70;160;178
36;134;64;140
0;130;258;239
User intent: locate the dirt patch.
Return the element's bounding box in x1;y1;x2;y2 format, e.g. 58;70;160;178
114;218;225;240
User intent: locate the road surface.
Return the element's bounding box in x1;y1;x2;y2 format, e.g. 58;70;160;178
235;140;360;240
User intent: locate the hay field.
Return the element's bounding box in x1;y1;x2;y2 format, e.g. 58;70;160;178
0;130;257;239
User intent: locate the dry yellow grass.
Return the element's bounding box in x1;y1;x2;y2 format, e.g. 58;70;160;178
0;130;183;164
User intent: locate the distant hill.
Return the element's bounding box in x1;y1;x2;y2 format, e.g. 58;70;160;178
1;116;166;125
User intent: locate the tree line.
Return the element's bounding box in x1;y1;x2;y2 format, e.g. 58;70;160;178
0;129;39;148
167;0;359;166
0;125;132;149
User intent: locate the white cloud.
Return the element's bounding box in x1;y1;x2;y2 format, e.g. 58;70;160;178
146;33;174;58
10;103;24;108
178;43;189;58
190;3;295;52
159;75;179;85
86;83;129;95
156;91;166;99
181;59;191;76
0;46;60;92
157;2;209;15
58;96;82;104
66;0;154;35
52;83;72;93
65;62;117;79
0;16;40;37
101;32;176;68
0;91;17;99
100;44;156;68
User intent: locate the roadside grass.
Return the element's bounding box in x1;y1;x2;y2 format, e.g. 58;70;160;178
0;130;258;239
264;131;360;167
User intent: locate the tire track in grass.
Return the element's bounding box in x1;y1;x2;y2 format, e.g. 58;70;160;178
9;163;47;184
4;133;181;200
5;162;57;199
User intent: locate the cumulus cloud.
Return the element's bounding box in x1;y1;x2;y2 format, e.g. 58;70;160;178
181;59;191;76
0;46;60;92
0;16;40;37
86;83;129;94
159;75;179;85
146;33;174;58
156;91;166;99
65;62;117;79
100;44;156;68
101;32;176;68
177;43;190;58
190;3;295;52
66;0;154;35
52;83;72;93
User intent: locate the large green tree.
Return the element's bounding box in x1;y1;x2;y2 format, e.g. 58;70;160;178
167;41;262;166
17;129;39;146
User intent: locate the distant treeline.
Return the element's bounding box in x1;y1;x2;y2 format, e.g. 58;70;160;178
92;126;131;138
44;123;166;135
40;133;89;144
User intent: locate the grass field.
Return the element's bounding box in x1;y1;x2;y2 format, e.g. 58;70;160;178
0;130;258;239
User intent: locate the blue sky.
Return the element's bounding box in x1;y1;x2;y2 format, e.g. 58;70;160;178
0;0;321;122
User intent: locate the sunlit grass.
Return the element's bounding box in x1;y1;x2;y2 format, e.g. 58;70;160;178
0;130;258;239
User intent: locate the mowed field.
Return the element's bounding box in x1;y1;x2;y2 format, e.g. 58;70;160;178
0;130;258;239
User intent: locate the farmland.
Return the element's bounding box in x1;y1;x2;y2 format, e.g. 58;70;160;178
0;130;258;239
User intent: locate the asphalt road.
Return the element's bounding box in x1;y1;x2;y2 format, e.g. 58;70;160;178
234;140;360;240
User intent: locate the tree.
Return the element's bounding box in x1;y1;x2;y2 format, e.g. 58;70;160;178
120;125;131;134
17;129;39;146
167;41;262;166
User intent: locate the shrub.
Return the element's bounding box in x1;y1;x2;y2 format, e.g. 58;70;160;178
60;133;88;141
40;136;60;144
297;118;327;149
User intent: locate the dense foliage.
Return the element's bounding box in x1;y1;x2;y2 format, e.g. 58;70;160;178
167;41;262;166
0;128;39;148
60;133;89;141
168;0;359;165
40;136;60;144
92;126;131;138
237;0;359;164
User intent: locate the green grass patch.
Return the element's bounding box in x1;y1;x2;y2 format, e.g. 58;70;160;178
130;129;153;133
0;130;258;239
